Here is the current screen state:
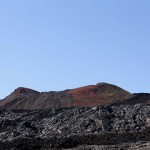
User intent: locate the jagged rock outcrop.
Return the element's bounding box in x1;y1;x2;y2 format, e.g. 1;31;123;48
0;104;150;149
0;83;134;109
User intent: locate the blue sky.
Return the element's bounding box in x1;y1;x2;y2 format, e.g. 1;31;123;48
0;0;150;98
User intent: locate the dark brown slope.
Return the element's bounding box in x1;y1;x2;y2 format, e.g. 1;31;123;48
0;82;145;109
120;93;150;105
0;87;40;109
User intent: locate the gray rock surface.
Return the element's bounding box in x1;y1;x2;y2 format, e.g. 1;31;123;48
65;141;150;150
0;104;150;149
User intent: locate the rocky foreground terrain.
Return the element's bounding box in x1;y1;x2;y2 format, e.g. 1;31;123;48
0;104;150;149
0;83;150;149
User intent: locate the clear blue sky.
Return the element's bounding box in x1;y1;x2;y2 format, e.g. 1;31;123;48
0;0;150;99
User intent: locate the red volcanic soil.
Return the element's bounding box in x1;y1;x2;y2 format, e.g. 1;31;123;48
67;85;103;106
67;83;132;107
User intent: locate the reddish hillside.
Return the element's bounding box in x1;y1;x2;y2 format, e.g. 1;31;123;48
0;82;147;109
67;83;132;106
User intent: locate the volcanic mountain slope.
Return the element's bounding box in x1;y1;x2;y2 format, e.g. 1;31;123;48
0;82;149;109
0;87;40;109
0;83;132;109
